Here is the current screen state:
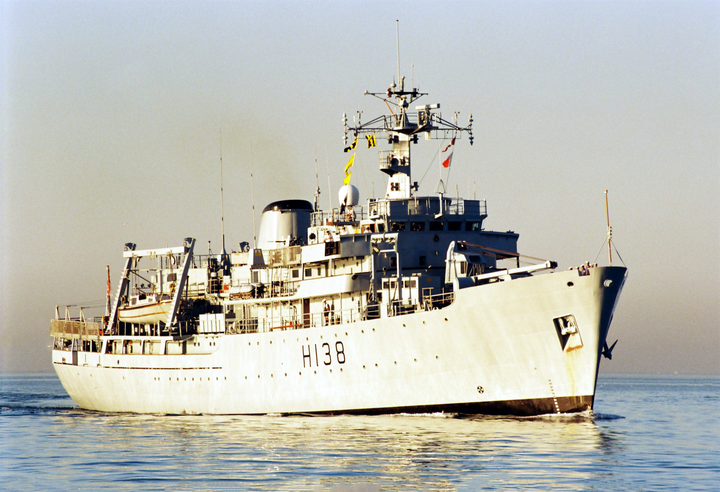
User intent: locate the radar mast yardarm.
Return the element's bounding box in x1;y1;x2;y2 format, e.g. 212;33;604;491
343;76;474;200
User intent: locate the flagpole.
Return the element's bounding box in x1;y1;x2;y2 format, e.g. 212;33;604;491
438;138;442;195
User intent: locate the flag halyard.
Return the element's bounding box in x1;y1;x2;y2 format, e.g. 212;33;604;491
441;137;456;168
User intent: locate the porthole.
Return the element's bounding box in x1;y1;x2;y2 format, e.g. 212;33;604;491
567;281;574;288
604;279;613;287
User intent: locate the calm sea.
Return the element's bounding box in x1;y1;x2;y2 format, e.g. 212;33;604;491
0;373;717;491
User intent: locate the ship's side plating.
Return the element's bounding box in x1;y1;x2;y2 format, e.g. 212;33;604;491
52;264;625;415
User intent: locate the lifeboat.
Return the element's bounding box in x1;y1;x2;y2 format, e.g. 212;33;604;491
117;293;172;324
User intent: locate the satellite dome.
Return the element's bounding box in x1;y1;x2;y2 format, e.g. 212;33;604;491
338;184;360;207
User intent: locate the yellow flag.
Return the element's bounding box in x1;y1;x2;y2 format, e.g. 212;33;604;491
366;134;376;148
343;153;355;185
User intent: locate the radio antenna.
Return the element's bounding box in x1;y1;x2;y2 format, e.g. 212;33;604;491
219;128;227;255
325;147;332;209
250;149;257;248
313;145;321;212
396;20;401;81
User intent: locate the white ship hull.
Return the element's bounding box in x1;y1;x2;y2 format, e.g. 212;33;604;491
52;266;625;416
50;71;627;416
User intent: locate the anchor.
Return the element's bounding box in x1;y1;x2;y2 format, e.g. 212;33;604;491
602;339;618;360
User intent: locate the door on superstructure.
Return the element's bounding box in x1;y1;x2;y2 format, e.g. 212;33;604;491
303;298;310;328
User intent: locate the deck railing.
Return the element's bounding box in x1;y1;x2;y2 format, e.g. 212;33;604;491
223;291;454;335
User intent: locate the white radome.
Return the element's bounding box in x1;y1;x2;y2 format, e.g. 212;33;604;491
338;184;359;207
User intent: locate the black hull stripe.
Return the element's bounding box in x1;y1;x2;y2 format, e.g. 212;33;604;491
291;395;594;417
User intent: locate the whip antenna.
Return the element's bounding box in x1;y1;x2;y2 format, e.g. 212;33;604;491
219;128;226;255
250;150;257;248
396;20;401;82
314;145;321;212
605;189;612;265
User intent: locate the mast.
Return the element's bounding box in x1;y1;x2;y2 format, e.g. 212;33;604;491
344;78;473;200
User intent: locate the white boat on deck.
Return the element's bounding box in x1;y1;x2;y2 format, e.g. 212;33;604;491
117;294;172;324
49;68;627;416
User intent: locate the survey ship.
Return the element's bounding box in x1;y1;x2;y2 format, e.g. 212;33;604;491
50;75;627;416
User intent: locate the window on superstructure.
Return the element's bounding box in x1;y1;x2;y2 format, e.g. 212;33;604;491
304;268;312;278
419;256;426;266
292;269;300;279
390;222;406;232
429;221;444;231
448;221;462;231
466;221;480;231
377;223;386;233
410;221;425;231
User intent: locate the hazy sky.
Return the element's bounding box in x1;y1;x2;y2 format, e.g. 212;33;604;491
1;0;718;374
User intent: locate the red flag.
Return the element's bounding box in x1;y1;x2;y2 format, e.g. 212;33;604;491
441;137;455;168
